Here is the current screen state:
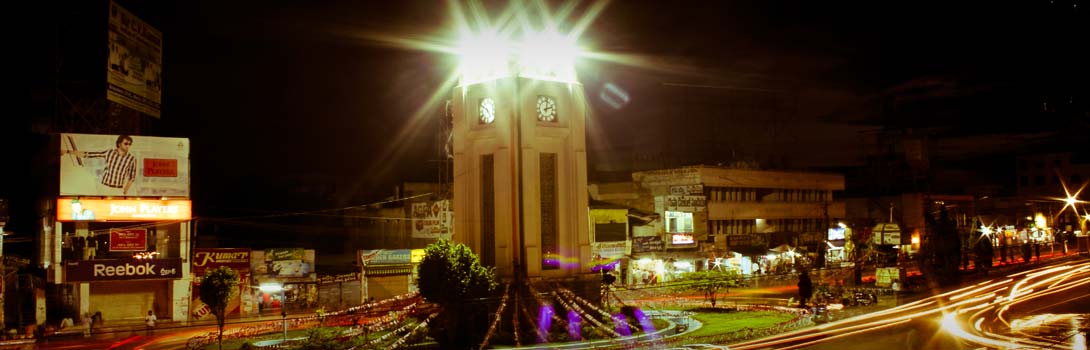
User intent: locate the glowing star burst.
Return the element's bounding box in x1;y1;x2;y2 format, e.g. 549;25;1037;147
1050;177;1088;218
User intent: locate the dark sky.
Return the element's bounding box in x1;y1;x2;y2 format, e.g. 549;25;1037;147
19;0;1090;216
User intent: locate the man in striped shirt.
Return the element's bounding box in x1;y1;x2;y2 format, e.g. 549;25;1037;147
65;135;137;196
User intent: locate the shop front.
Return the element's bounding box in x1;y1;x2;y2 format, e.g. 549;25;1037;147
190;248;252;320
251;248;317;315
359;249;423;301
54;197;193;323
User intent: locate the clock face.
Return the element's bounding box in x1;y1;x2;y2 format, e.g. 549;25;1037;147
479;97;495;124
536;95;557;122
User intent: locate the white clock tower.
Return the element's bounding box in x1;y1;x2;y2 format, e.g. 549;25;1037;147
451;31;591;279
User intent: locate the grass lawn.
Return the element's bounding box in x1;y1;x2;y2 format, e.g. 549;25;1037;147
684;309;796;338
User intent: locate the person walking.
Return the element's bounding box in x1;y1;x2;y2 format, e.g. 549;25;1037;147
797;270;813;308
144;310;157;336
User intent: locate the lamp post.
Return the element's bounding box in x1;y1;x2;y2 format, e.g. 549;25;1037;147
259;283;287;342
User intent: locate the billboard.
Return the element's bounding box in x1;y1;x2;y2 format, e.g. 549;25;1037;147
60;133;190;197
411;200;452;239
359;249;412;265
109;228;147;251
56;198;192;222
252;249;315;284
192;248;251;278
65;258;182;282
107;0;162;118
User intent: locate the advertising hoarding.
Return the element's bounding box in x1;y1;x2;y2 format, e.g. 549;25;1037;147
107;1;162;118
192;248;251;277
671;233;696;245
56;198;192;222
65;258;182;282
60;133;190;197
109;228;147;251
411;200;452;239
664;195;706;212
632;236;665;252
251;249;315;284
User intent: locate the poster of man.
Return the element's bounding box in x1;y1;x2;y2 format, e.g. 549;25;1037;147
59;133;190;197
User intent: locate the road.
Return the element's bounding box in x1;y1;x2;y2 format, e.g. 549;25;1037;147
720;256;1090;350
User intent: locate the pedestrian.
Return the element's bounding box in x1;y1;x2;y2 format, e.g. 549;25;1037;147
1034;242;1041;262
797;270;813;308
144;310;157;336
91;311;103;334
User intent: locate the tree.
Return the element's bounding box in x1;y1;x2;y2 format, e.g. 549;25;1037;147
669;269;744;307
920;205;962;287
200;266;240;350
416;239;497;349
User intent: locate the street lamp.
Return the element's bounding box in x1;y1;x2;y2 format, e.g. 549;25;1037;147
259;283;287;341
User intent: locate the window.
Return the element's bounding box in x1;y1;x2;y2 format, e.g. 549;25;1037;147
665;211;693;233
1020;176;1029;187
1034;175;1045;186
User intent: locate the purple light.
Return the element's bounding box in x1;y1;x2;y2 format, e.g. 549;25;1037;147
567;310;582;340
633;308;657;337
538;305;554;343
613;313;632;337
590;260;620;272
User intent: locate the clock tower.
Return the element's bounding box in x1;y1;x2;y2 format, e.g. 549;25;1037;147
451;37;591;279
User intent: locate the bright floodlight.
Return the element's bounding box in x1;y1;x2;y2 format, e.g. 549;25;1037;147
259;283;283;293
456;30;513;84
456;28;580;84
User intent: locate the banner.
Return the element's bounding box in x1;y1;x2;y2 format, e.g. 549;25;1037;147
359;249;412;265
192;248;251;277
190;278;245;320
109;229;146;251
411;200;452;239
107;0;162;117
56;198;192;222
318;272;360;285
65;258;181;282
60;133;190;197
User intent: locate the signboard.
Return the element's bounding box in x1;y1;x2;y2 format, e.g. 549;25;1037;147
828;227;845;241
726;234;755;247
107;0;162;118
671;233;696;245
592;241;629;260
871;223;902;245
251;249;316;284
632;236;665;252
65;258;182;282
109;228;147;252
359;249;413;265
635;168;700;187
874;267;903;288
411;200;452;239
318;272;361;285
192;248;251;277
669;185;704;196
60;133;190;197
57;198;192;222
664;195;706;212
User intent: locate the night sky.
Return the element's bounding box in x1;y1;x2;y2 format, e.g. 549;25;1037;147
11;0;1089;230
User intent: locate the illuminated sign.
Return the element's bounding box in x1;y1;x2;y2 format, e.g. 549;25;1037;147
192;248;251;277
57;198;192;222
671;233;695;245
65;258;182;282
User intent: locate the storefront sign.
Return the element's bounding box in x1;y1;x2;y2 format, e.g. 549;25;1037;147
319;272;360;284
726;234;755;247
109;229;147;252
192;248;251;277
359;249;412;265
633;236;665;252
664;195;706;212
65;258;182;282
671;233;696;245
56;198;192;222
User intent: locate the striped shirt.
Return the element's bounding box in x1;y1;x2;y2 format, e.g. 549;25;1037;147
86;149;137;188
